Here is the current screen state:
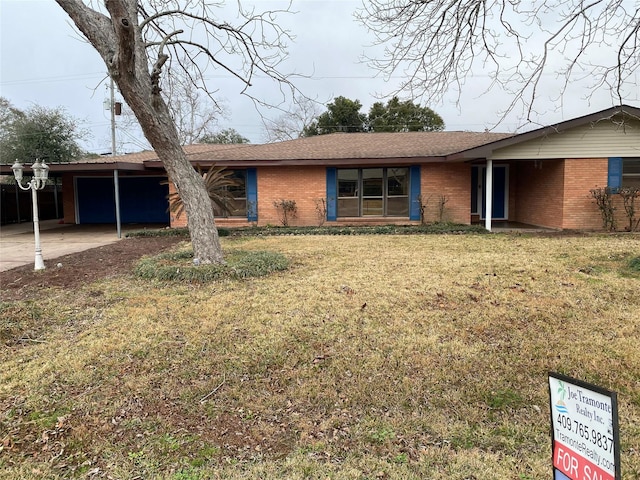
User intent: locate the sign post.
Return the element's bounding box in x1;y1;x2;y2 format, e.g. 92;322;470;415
548;373;620;480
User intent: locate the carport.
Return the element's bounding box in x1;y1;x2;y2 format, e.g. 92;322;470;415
0;152;170;237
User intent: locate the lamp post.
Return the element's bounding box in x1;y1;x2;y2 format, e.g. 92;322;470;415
11;159;50;270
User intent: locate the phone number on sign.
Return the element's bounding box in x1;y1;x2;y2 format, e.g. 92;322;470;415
557;414;613;453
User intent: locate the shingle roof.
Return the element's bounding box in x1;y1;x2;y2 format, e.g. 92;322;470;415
187;131;513;162
69;143;243;165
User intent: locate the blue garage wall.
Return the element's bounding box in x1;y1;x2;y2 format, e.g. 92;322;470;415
76;176;169;224
76;177;116;223
119;177;169;223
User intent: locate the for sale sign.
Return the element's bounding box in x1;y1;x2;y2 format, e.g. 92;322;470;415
549;373;620;480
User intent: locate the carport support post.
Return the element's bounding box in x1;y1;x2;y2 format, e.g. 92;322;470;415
485;159;493;232
14;186;21;223
114;170;122;239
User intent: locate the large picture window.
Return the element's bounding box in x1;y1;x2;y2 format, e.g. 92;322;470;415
337;167;409;217
213;170;247;217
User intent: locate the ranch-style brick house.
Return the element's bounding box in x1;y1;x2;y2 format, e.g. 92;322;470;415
2;104;639;232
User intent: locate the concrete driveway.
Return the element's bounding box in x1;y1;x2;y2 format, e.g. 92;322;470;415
0;220;141;272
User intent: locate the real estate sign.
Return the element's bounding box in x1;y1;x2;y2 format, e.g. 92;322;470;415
549;373;620;480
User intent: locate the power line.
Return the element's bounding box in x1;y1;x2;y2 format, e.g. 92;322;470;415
0;72;106;86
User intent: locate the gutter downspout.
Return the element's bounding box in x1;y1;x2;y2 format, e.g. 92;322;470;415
485;159;493;232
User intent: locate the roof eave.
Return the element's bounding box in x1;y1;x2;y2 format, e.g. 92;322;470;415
145;156;448;168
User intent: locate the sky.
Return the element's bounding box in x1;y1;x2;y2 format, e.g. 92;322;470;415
1;0;638;155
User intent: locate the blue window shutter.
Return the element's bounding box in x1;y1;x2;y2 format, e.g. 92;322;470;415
326;168;337;221
246;168;258;222
409;165;421;221
608;157;623;191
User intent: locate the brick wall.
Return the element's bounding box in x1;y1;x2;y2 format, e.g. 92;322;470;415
511;158;626;230
62;173;76;224
562;158;608;230
513;160;565;229
257;166;326;226
421;163;471;224
169;165;424;228
169;166;327;228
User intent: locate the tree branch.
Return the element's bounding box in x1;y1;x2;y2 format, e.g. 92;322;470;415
357;0;639;125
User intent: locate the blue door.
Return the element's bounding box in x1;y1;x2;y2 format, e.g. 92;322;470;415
480;166;508;220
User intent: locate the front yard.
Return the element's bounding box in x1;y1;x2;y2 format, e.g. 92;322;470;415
1;232;639;479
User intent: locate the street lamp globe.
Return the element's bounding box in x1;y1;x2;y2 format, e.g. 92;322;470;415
11;161;23;183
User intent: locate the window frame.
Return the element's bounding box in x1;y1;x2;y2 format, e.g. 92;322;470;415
336;167;410;218
622;158;640;189
212;169;248;218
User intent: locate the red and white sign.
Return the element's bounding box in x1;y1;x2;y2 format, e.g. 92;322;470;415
549;373;620;480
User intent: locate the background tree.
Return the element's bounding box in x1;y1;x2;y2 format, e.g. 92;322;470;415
163;58;228;146
303;96;367;136
263;96;323;142
113;73;228;151
0;97;24;155
368;97;445;132
200;128;250;145
0;97;86;164
302;95;445;136
357;1;640;121
55;0;295;264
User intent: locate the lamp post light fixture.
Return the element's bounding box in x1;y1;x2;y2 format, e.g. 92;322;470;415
11;159;50;270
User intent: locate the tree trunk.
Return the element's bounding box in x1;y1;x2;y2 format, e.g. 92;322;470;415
55;0;224;264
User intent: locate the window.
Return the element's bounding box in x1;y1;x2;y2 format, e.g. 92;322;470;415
609;158;640;190
337;167;409;217
623;158;640;188
213;170;247;217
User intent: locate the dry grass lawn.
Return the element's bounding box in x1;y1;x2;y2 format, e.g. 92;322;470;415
1;233;639;479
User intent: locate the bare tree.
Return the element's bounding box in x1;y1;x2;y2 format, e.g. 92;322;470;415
55;0;295;264
357;0;640;122
114;76;227;151
263;96;323;142
163;58;228;145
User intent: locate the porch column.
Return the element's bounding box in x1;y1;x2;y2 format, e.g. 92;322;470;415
484;159;493;232
114;169;122;238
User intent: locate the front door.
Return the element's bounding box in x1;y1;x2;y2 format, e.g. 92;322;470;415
472;165;508;220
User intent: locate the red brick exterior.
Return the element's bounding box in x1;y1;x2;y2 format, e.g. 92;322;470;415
509;158;624;230
561;158;608;230
256;166;326;226
421;163;471;224
152;159;629;231
62;173;76;224
512;160;566;229
170;166;328;228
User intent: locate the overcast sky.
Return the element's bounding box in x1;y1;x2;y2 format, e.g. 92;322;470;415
1;0;638;154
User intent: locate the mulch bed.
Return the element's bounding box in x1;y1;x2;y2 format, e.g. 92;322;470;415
0;236;183;302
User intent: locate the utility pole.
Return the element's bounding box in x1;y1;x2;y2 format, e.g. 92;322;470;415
109;76;122;238
110;76;117;157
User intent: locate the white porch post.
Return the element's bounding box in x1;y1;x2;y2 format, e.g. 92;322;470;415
485;159;493;232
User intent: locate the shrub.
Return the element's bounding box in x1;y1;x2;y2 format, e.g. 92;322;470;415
619;187;640;232
273;199;298;226
314;198;327;226
589;187;617;231
134;249;290;282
